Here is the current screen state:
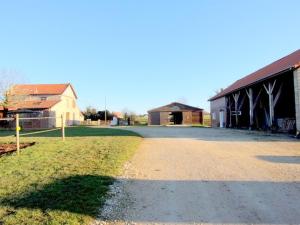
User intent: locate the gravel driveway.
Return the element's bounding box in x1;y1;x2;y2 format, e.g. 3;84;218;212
95;127;300;225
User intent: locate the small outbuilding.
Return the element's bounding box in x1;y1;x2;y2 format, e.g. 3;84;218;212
148;102;203;125
209;49;300;134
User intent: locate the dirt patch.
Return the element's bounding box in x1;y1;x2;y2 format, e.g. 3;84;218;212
0;142;35;155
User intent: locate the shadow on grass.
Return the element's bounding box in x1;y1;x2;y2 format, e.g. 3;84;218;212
22;127;142;138
256;155;300;164
0;175;114;217
1;178;300;224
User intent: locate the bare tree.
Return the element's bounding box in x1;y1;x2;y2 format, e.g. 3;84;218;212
214;88;224;94
0;69;25;106
122;108;137;120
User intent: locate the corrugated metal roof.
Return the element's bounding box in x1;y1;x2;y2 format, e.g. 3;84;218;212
209;49;300;101
148;102;203;113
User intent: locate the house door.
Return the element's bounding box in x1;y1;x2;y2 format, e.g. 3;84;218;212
219;110;224;128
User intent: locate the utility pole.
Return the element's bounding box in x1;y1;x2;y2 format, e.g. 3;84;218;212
105;96;107;125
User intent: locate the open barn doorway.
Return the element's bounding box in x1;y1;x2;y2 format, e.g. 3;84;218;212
170;112;183;125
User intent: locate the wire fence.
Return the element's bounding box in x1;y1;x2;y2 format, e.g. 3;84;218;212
0;114;66;155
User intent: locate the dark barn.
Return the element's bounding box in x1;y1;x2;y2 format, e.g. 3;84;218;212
148;102;203;125
209;49;300;134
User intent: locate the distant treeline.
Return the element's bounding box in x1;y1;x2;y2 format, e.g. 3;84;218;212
82;107;114;121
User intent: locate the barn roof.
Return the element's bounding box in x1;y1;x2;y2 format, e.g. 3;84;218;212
148;102;203;113
10;83;78;98
209;49;300;101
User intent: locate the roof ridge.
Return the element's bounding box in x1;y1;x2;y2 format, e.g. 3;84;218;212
14;83;69;86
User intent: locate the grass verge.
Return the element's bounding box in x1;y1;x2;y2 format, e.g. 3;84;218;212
0;127;142;225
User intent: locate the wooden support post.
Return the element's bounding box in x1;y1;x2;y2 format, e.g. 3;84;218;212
16;113;20;155
225;97;230;128
246;88;254;128
274;83;283;107
263;80;277;127
228;97;233;128
61;114;65;141
233;92;240;127
253;89;262;128
246;88;254;127
246;88;262;129
253;89;262;109
238;95;246;111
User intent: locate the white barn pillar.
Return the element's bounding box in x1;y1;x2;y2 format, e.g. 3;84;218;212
294;68;300;132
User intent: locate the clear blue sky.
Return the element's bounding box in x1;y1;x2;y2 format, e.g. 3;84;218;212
0;1;299;114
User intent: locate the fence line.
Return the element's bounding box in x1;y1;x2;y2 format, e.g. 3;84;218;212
0;114;66;155
15;116;57;120
20;128;62;137
0;118;14;121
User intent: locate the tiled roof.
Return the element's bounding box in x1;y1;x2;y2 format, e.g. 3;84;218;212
112;112;123;118
209;49;300;101
7;100;60;110
10;83;77;98
148;102;203;113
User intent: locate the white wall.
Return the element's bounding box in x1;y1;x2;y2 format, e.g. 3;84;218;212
294;68;300;132
50;85;83;127
210;97;226;128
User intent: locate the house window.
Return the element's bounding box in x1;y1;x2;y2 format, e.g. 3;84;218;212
72;100;76;108
40;97;47;101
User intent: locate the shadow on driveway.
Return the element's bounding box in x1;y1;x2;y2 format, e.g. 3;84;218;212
2;176;299;224
256;155;300;164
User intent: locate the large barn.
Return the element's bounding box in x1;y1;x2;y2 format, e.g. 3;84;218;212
209;49;300;134
148;102;203;125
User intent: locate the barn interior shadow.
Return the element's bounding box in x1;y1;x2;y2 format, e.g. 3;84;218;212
256;155;300;164
1;176;300;224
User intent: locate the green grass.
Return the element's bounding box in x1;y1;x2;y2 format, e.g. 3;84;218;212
0;126;141;137
0;130;16;137
0;127;142;225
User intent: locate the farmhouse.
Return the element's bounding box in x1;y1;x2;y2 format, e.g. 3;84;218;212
209;49;300;134
1;83;83;129
148;102;203;125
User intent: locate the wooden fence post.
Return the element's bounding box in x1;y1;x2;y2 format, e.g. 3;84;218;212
61;114;65;141
16;113;20;155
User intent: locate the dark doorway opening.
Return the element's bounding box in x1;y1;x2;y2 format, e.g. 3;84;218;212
170;112;183;125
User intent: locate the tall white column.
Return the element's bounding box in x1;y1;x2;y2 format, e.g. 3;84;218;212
294;68;300;132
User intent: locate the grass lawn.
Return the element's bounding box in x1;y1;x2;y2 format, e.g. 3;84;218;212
0;127;142;225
